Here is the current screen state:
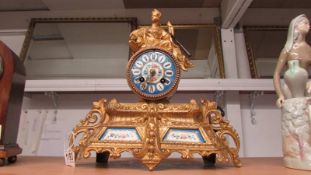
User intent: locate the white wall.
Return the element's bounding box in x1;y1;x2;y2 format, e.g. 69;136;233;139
240;94;282;157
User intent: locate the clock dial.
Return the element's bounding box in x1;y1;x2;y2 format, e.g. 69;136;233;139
127;48;180;100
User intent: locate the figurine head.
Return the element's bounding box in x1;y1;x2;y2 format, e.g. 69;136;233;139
151;9;161;25
285;14;310;52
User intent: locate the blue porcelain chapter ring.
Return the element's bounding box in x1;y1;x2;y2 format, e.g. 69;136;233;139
127;47;180;100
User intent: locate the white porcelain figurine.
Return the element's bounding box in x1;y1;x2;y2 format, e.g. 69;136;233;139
273;14;311;170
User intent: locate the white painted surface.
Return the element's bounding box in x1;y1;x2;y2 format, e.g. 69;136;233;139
234;30;251;78
221;28;238;78
0;30;26;55
221;28;245;156
25;78;275;92
221;0;253;28
240;94;282;157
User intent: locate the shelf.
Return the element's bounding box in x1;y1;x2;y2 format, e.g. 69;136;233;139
24;79;275;92
1;157;309;175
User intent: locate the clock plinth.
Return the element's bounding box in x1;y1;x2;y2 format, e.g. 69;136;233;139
68;98;241;170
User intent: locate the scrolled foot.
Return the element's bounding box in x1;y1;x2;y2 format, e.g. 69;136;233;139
96;152;110;164
202;153;216;167
8;156;17;164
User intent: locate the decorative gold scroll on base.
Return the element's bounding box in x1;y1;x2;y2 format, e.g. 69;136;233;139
69;98;241;170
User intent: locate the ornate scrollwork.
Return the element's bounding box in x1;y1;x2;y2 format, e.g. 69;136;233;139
68;98;109;159
201;99;241;167
69;98;241;170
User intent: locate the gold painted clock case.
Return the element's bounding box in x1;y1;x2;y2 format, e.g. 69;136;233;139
68;9;241;170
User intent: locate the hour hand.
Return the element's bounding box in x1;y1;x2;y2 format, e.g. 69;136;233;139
139;77;147;90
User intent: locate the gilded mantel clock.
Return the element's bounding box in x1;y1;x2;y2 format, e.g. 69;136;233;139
69;9;241;170
127;47;180;100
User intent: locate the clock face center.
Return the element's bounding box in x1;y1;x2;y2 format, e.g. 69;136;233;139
142;61;164;84
150;69;156;77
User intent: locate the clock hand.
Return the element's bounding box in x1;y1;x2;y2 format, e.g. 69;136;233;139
160;78;166;84
141;81;147;90
147;68;156;83
140;69;156;90
138;76;147;90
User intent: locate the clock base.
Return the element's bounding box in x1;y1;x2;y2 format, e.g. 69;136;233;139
68;98;241;170
0;144;22;165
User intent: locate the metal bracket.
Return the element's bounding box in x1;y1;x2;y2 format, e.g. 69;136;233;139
214;90;224;105
45;91;58;123
249;91;264;125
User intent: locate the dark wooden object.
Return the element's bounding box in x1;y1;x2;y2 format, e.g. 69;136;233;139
0;41;25;165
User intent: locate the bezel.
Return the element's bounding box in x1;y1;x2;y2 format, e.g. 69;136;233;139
126;47;180;100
